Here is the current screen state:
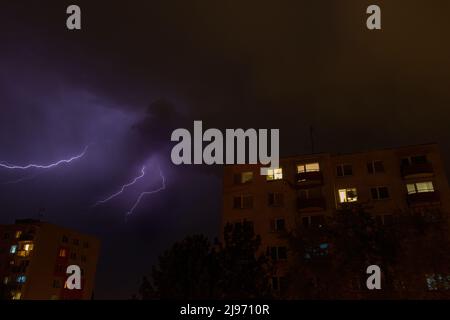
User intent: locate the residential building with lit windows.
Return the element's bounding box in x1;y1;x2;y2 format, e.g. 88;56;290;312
0;219;100;300
222;143;450;293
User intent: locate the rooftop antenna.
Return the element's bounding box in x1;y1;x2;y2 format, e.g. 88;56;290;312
310;126;315;154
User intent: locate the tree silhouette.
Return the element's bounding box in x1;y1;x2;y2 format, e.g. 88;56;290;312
286;206;450;299
140;222;272;299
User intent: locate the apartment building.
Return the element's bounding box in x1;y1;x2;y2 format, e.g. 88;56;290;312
0;219;100;300
222;143;450;291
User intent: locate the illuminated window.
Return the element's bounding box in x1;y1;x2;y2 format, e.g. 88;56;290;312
16;275;26;284
15;231;22;239
266;168;283;181
338;188;358;203
3;277;9;285
336;164;353;177
12;292;21;300
24;243;34;251
297;162;320;173
371;187;390;200
10;245;17;254
234;171;253;184
367;161;384;174
59;248;67;257
406;181;434;194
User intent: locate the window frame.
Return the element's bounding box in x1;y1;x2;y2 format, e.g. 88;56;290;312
266;167;283;181
336;164;353;177
370;186;390;200
338;188;358;203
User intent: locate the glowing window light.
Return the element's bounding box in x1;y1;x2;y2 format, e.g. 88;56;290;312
267;168;283;181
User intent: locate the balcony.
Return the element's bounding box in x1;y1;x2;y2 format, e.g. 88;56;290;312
407;191;440;206
18;234;34;241
297;197;326;211
296;171;323;188
401;162;433;179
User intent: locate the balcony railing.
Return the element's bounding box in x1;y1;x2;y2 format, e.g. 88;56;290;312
401;162;433;178
296;171;323;188
18;234;34;241
297;197;326;210
407;191;440;206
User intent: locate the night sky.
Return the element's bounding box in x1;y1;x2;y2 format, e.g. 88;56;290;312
1;1;450;298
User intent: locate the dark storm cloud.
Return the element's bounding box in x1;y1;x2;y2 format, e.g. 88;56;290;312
1;0;450;298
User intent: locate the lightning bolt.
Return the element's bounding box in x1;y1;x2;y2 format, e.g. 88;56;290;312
0;146;89;170
1;172;43;185
126;166;166;216
93;166;146;206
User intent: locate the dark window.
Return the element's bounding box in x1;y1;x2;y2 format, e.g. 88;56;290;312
302;217;309;228
276;219;285;231
343;165;353;176
401;158;410;166
81;255;87;263
310;215;325;228
62;235;68;243
411;155;427;164
371;188;378;199
233;195;253;209
272;277;279;290
70;252;77;260
278;247;288;260
242;196;253;209
233;197;241;209
268;193;284;207
368;161;384;174
383;215;394;225
233;220;254;233
83;242;89;249
3;233;9;240
73;239;79;246
279;277;287;292
271;218;285;232
55;264;65;273
337;164;353;177
53;280;60;288
270;247;278;260
270;246;288;261
379;187;389;199
376;215;383;225
374;161;384;172
371;187;390;200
